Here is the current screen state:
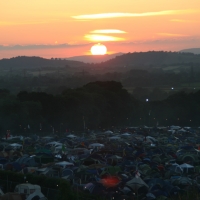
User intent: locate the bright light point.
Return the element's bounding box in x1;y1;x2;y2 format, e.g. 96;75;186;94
90;29;126;34
146;99;149;102
91;43;107;55
171;87;174;90
85;34;125;42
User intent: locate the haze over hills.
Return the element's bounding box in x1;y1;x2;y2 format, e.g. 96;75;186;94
0;56;85;69
180;48;200;54
93;51;200;68
1;51;200;96
66;52;124;63
1;51;200;71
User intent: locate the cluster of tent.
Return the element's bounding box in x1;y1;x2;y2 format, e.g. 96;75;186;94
1;126;200;199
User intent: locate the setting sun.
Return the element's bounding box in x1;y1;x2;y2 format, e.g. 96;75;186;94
90;43;107;55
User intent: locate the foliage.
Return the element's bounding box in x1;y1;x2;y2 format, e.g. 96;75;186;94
1;80;200;135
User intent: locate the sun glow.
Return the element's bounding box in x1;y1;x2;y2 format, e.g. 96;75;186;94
90;43;107;55
85;34;125;42
90;29;126;34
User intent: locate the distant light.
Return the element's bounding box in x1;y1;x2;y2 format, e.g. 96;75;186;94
194;88;196;89
146;99;149;102
171;87;174;90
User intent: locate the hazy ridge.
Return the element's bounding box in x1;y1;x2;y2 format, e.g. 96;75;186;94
180;48;200;54
66;52;124;63
1;51;200;70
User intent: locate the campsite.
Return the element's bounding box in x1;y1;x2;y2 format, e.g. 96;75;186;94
1;126;200;200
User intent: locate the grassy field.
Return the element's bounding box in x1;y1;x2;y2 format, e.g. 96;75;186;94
162;65;191;74
125;84;200;94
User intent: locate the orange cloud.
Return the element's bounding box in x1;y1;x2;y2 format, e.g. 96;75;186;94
0;21;49;26
84;34;125;42
170;19;198;23
72;10;194;19
90;29;126;34
157;33;188;37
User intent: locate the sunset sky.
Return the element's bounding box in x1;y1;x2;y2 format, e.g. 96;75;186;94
1;0;200;58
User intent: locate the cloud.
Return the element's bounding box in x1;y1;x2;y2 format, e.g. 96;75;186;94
170;19;198;23
0;21;50;26
72;10;193;19
157;33;188;37
0;43;90;50
84;34;125;42
90;29;126;34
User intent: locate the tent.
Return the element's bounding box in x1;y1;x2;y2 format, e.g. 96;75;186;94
109;136;121;141
66;134;77;139
104;130;113;134
46;141;62;146
172;177;193;186
102;166;121;176
55;161;74;168
169;164;183;174
179;163;194;173
121;133;131;137
146;136;156;142
9;143;22;148
126;176;149;191
88;143;104;149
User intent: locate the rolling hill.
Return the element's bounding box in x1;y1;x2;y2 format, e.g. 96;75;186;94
180;48;200;54
0;56;85;69
66;52;124;63
1;51;200;71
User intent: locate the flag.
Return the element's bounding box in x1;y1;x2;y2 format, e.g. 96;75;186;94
135;170;141;178
123;148;126;157
81;141;85;147
62;144;66;153
22;137;25;150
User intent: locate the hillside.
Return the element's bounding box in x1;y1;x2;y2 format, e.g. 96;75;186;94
0;56;85;69
93;51;200;68
180;48;200;54
1;52;200;72
66;52;124;63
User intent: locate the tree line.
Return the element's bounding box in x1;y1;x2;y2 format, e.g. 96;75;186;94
0;81;200;136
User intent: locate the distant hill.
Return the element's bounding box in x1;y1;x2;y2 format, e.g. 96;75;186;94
1;51;200;71
66;53;124;63
0;56;85;69
180;48;200;54
91;51;200;68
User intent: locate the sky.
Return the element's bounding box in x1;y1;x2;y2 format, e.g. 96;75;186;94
0;0;200;59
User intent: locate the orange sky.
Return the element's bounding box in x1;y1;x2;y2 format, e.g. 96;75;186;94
0;0;200;58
